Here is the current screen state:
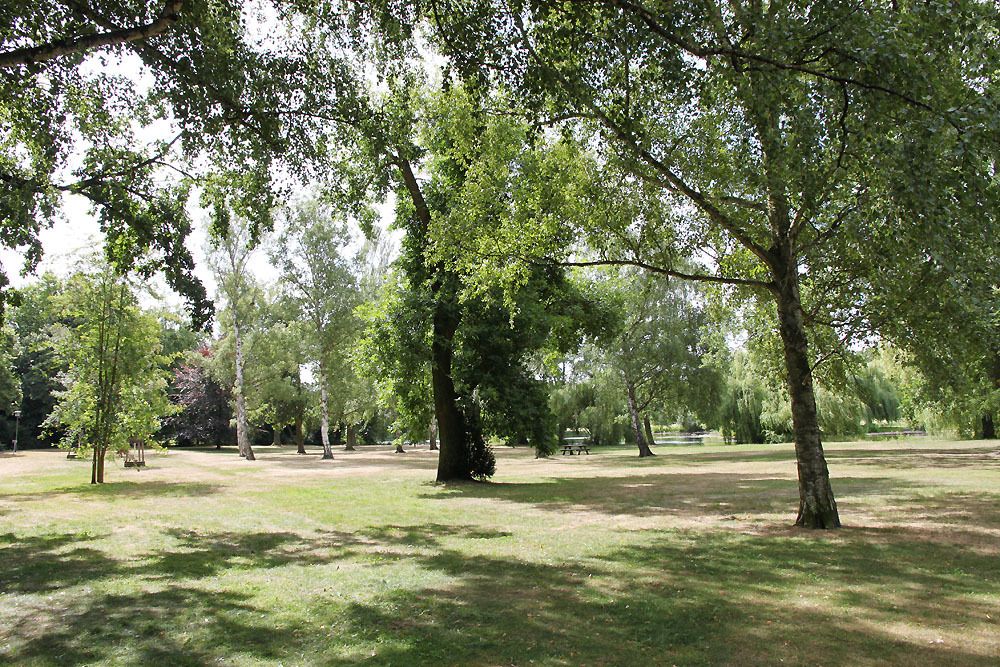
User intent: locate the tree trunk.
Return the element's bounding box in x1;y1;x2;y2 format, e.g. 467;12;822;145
774;264;840;529
96;446;106;483
432;296;470;480
982;413;996;440
345;423;357;451
982;355;999;439
643;414;656;447
626;380;655;457
295;414;306;454
91;444;98;484
428;418;438;451
272;424;281;446
319;379;333;460
396;154;468;481
395;441;406;453
234;320;255;461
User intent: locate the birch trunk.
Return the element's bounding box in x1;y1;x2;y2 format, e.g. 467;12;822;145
234;319;255;461
626;379;655;457
774;258;839;528
320;382;334;459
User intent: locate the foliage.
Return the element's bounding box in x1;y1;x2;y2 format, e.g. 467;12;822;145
355;271;433;440
719;351;767;445
43;266;174;480
6;274;66;448
271;196;368;434
163;348;232;447
593;268;724;437
0;324;19;412
0;1;365;324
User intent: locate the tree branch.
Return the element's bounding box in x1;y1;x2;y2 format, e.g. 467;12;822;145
542;256;776;292
0;1;184;69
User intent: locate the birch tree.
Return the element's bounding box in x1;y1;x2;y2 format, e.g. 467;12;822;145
271;197;360;460
209;218;259;460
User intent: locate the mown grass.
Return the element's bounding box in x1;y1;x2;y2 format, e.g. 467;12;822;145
0;438;998;666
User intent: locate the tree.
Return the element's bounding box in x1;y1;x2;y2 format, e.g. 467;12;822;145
163;348;233;447
44;265;173;482
591;268;724;456
243;297;311;450
209;218;260;460
7;274;66;449
412;0;1000;527
1;1;356;325
271;197;362;459
0;323;22;447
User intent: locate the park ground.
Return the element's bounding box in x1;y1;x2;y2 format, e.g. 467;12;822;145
0;439;998;666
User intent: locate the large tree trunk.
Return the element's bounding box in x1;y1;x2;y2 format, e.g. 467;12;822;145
626;379;655;457
774;263;840;529
432;297;470;480
295;414;306;454
396;155;469;481
272;424;281;446
345;424;357;451
428;418;438;451
234;320;255;461
983;414;996;440
643;414;656;447
319;380;333;460
91;444;99;484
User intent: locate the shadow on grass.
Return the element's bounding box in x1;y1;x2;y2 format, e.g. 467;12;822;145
6;586;285;666
424;473;922;519
3;520;998;665
0;532;115;594
644;446;1000;470
0;480;222;505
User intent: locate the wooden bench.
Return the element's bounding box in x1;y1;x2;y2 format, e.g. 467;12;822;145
561;443;591;455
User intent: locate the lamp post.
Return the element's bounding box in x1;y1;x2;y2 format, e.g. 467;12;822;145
12;409;20;453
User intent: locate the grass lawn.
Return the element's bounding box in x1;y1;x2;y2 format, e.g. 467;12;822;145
1;439;998;666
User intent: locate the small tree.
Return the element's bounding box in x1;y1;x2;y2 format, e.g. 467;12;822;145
45;267;173;483
163;348;233;447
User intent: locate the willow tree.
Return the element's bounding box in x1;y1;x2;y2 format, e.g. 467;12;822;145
407;0;1000;527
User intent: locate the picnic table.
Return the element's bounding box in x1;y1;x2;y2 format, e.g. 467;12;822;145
561;436;591;455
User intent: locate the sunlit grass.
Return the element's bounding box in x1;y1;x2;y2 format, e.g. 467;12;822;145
1;438;998;665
